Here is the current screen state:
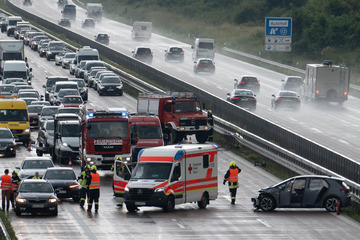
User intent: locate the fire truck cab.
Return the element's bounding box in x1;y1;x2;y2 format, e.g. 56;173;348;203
80;109;131;170
124;144;218;212
137;92;210;144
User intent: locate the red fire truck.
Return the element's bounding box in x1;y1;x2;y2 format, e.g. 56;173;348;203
137;92;210;144
80;109;131;170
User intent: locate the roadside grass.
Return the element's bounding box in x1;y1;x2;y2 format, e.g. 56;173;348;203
0;211;17;240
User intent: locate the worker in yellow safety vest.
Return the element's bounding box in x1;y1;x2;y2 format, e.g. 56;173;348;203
223;162;241;204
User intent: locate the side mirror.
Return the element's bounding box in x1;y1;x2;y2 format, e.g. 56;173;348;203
281;79;285;82
272;94;275;97
164;50;167;52
30;68;32;72
227;93;230;96
191;45;194;49
43;85;46;88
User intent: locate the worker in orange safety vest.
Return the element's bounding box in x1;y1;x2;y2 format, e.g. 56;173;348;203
1;169;12;211
88;165;100;212
223;162;242;204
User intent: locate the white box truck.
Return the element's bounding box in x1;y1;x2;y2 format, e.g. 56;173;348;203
86;3;103;22
0;40;24;73
191;38;215;61
124;144;218;212
301;60;350;105
131;21;152;40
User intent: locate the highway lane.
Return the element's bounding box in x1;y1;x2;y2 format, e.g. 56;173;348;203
1;30;360;240
10;0;360;162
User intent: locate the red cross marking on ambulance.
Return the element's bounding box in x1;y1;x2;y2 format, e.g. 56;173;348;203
188;164;193;174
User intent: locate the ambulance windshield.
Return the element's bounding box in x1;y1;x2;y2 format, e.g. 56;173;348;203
131;163;172;180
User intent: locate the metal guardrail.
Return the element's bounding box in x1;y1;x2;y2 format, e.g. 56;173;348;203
3;1;360;198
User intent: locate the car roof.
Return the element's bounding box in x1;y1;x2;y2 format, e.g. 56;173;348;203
46;167;74;171
24;156;52;161
21;179;49;184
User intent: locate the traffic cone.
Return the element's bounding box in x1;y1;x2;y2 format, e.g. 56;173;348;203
27;140;31;151
336;200;340;215
68;157;73;167
189;137;192;144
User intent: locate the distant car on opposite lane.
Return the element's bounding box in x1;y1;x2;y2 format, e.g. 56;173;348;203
94;33;109;45
165;47;184;62
271;91;300;111
132;47;153;64
234;76;260;93
281;76;304;94
193;58;215;74
58;18;71;27
82;18;95;28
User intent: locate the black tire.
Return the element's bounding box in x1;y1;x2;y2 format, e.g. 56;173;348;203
51;207;58;216
259;195;276;212
324;196;339;212
47;56;50;61
163;196;175;212
126;203;137;213
36;149;43;156
119;90;123;96
196;132;209;144
15;208;21;216
197;192;209;209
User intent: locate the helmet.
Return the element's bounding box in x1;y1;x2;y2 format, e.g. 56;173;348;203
13;170;18;175
208;110;212;114
90;165;97;171
116;157;122;161
230;161;236;167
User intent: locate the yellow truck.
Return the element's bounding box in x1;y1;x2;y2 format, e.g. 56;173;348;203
0;98;30;145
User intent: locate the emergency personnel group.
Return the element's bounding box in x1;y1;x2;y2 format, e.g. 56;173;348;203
0;166;100;212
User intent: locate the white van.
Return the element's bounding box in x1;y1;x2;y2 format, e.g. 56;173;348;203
2;60;32;84
192;38;215;61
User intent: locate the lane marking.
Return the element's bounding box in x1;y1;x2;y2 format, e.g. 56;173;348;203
172;218;185;229
257;218;271;228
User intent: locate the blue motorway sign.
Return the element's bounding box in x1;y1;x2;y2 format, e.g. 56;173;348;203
265;17;292;37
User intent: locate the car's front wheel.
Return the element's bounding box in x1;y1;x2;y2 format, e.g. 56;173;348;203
260;195;276;212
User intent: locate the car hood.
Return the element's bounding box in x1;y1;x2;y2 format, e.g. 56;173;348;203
18;192;55;199
128;179;167;189
61;137;80;147
18;169;49;179
0;138;14;144
46;179;78;188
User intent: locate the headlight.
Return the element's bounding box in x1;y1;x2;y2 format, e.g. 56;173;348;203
124;186;129;192
62;142;68;147
69;184;79;189
24;128;30;134
16;198;26;203
116;85;123;89
48;198;57;203
154;187;165;192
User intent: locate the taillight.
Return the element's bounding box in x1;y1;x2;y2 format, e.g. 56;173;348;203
255;82;260;84
250;98;256;101
316;90;320;95
277;98;284;100
294;98;300;101
232;97;239;100
180;52;184;55
240;81;245;84
168;51;172;54
344;91;348;96
197;64;201;66
211;64;215;67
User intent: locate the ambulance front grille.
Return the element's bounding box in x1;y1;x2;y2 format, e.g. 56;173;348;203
128;188;154;200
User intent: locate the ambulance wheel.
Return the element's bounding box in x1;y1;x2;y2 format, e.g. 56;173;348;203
197;192;209;209
126;204;137;213
163;196;175;212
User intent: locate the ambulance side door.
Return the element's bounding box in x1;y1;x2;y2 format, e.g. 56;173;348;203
170;161;185;205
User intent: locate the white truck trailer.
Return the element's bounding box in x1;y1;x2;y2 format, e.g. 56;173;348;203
301;60;350;105
86;3;103;22
131;21;152;40
0;40;24;73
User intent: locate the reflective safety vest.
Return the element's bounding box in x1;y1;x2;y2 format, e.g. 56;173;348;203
33;176;41;179
89;173;100;190
1;175;12;190
80;171;89;188
228;168;239;182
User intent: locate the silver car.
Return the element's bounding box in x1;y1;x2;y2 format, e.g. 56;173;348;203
251;175;351;212
16;157;55;179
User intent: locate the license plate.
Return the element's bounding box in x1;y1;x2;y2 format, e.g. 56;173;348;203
0;147;6;150
32;204;44;208
107;88;114;91
58;190;66;194
135;202;146;206
241;99;249;101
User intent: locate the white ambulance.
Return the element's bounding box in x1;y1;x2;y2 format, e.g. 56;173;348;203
124;144;218;212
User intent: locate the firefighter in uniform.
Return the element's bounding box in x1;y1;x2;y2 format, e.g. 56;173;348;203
10;170;21;208
79;166;91;208
88;165;100;212
207;110;214;141
1;169;12;211
223;162;241;204
33;172;41;179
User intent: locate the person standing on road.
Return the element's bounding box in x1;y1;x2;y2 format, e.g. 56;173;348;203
88;165;100;212
207;110;214;141
1;169;12;211
223;162;241;204
79;166;91;208
10;170;21;208
33;172;41;179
